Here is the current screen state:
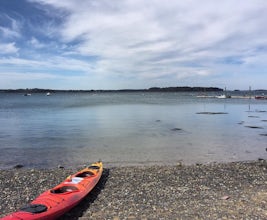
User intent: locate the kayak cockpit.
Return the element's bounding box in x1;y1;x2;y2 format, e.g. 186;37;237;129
20;204;48;213
51;185;79;194
76;171;95;177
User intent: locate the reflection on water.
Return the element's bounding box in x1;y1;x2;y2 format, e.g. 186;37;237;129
0;92;267;168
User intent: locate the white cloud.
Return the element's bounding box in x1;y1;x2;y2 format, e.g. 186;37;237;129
29;37;46;49
0;14;21;39
0;42;19;54
0;57;44;66
0;26;20;39
0;72;58;80
45;2;265;69
5;0;267;89
0;56;95;78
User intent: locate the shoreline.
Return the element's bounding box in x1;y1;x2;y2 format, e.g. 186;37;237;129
1;160;267;219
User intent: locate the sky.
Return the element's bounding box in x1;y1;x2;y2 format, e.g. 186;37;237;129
0;0;267;90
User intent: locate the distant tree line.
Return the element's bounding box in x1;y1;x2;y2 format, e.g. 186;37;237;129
0;86;224;93
147;86;223;92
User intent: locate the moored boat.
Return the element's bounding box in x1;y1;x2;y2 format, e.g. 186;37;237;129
216;87;231;99
1;161;103;220
255;96;267;100
216;94;226;99
216;94;231;99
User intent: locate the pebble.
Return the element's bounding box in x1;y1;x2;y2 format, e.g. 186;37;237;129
221;196;230;200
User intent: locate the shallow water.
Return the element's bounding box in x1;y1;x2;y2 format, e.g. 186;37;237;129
0;92;267;168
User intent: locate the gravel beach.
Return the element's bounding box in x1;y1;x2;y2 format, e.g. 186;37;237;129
1;161;266;219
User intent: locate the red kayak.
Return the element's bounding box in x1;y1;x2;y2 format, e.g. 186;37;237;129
1;161;103;220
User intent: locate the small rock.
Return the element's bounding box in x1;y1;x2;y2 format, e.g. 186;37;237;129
176;162;183;167
221;196;230;200
171;128;183;131
13;164;24;169
58;165;64;169
245;126;264;129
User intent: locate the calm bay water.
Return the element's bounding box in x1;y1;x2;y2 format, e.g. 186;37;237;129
0;92;267;168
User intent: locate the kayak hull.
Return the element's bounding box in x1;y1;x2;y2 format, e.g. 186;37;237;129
1;162;103;220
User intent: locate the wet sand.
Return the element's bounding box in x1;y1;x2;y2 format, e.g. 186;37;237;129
1;160;267;219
